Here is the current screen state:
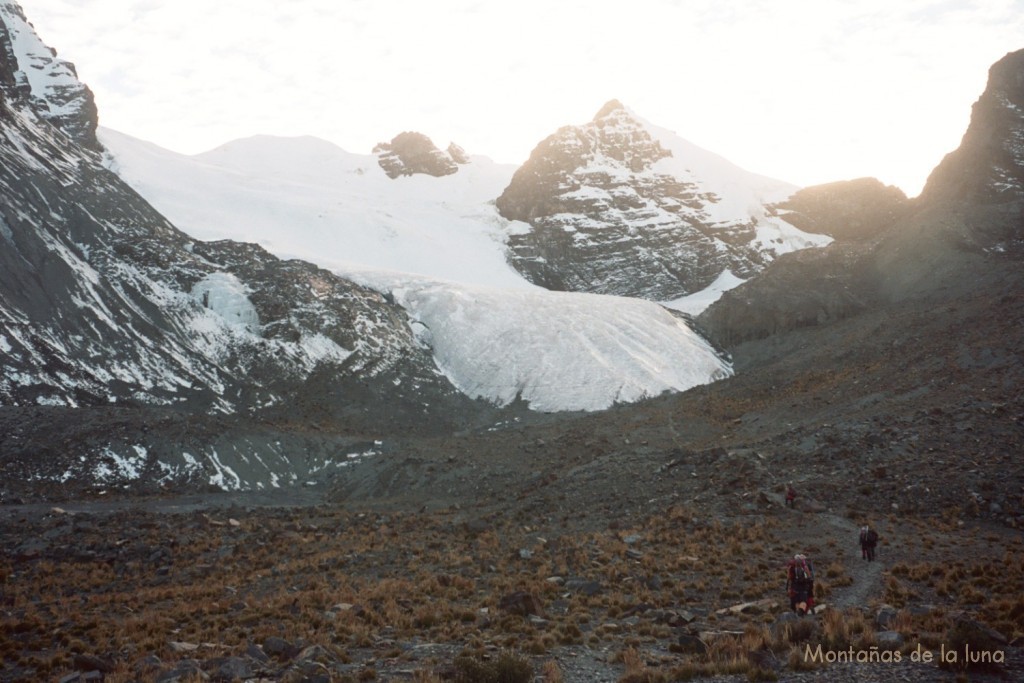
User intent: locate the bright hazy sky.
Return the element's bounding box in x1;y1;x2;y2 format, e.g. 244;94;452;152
21;0;1024;196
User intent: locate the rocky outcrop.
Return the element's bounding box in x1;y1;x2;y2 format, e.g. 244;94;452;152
921;48;1024;207
915;48;1024;256
447;141;469;164
772;178;908;242
700;48;1024;347
496;100;822;301
0;2;99;149
373;131;461;178
696;244;877;346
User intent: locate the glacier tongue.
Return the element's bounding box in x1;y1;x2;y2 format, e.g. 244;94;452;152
391;280;732;412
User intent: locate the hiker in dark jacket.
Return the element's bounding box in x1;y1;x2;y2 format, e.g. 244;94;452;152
859;525;878;561
786;553;815;615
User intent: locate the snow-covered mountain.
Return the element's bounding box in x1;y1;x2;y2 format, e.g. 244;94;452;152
99;128;737;412
96;95;844;412
0;0;740;431
0;60;448;416
497;100;831;301
0;2;494;491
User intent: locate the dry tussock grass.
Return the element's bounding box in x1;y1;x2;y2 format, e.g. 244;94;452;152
2;503;1019;681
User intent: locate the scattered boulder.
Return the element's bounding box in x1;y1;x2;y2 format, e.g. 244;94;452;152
72;653;114;673
663;609;697;627
772;611;821;643
565;579;602;596
716;598;778;616
156;659;208;682
262;636;300;661
59;674;103;683
207;656;253;682
498;591;545;618
875;604;898;629
676;633;707;655
245;643;269;664
168;641;199;653
875;631;905;650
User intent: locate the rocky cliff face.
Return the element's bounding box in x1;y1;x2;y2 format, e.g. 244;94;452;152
699;48;1024;346
373;131;465;178
0;3;478;494
916;48;1024;254
495;100;826;301
0;2;99;149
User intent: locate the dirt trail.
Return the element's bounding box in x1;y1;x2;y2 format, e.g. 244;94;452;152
823;513;886;610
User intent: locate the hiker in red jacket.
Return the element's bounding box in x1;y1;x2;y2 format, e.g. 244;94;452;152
786;554;815;615
785;484;797;508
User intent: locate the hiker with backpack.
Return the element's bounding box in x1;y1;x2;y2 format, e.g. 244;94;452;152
859;525;878;561
786;553;815;615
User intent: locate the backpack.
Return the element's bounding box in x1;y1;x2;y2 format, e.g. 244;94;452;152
792;558;813;584
866;529;878;545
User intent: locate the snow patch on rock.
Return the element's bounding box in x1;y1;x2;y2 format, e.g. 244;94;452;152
191;272;260;332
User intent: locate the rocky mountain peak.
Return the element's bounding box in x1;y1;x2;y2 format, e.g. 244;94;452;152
372;131;462;179
0;2;100;150
921;48;1024;206
495;101;675;226
495;101;822;300
594;98;626;119
914;48;1024;256
590;100;672;172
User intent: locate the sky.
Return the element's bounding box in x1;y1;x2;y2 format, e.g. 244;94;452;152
19;0;1024;197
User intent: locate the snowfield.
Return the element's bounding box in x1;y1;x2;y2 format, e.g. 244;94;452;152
99;129;529;289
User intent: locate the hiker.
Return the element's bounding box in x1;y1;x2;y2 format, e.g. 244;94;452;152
859;525;878;561
786;553;815;615
785;484;797;508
